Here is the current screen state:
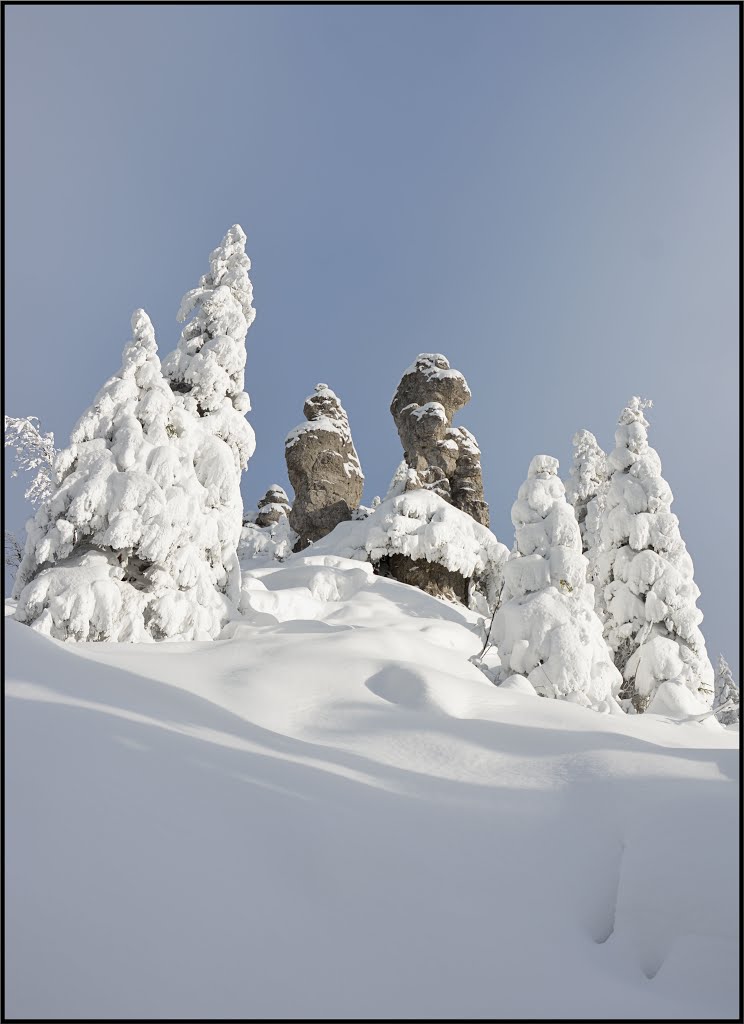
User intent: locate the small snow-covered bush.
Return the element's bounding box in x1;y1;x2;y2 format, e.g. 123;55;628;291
488;455;622;711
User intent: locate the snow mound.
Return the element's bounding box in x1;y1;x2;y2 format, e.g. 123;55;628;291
238;516;295;566
238;558;374;624
309;489;508;607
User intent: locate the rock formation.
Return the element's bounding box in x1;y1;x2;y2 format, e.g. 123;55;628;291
285;384;364;551
358;354;497;606
238;485;295;565
390;354;489;526
253;485;291;528
308;489;509;613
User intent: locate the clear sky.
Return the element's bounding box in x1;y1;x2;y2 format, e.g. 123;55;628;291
4;5;739;674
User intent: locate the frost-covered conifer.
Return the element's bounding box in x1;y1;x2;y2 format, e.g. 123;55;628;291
163;225;255;461
4;415;57;508
161;224;258;602
13;309;239;641
595;398;713;712
565;430;607;561
488;455;622;711
14;311;172;636
384;460;415;501
713;655;739;726
5;530;24;578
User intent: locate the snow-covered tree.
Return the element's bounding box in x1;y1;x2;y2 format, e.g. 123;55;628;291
14;310;173;637
713;655;739;726
13;308;241;641
162;224;256;468
384;460;414;501
5;529;24;576
4;415;57;508
595;398;713;712
565;429;607;563
161;224;257;603
488;455;622;711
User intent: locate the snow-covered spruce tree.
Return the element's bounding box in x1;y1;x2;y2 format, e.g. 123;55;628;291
565;429;607;563
161;224;257;605
14;311;176;638
595;398;713;712
488;455;622;711
4;415;57;509
13;307;244;641
713;655;739;726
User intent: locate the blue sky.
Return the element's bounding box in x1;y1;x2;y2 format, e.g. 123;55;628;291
4;5;739;673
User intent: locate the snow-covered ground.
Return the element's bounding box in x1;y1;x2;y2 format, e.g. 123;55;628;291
5;556;739;1019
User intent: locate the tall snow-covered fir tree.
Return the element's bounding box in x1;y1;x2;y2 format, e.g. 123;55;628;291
163;224;255;459
14;310;180;639
488;454;622;711
160;223;257;604
713;655;739;726
594;398;713;712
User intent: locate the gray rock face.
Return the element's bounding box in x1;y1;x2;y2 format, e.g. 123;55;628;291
285;384;364;551
254;485;291;528
375;553;470;605
449;427;489;527
390;354;489;526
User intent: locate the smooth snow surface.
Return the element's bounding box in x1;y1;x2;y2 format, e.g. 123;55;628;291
5;562;738;1020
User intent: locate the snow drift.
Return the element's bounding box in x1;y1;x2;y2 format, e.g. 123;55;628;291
5;560;738;1020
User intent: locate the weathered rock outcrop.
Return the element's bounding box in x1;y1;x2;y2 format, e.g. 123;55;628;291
379;354;493;605
390;354;489;525
238;484;295;565
253;484;291;528
375;553;470;605
449;426;489;528
285;384;364;551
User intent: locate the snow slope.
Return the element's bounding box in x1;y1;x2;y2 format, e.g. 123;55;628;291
5;558;739;1019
